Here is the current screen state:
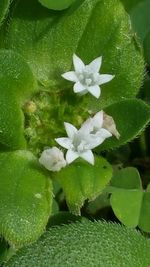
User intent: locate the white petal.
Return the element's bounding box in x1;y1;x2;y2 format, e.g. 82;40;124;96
98;74;115;85
66;149;79;164
61;71;78;82
55;138;72;149
88;56;102;73
80;150;94;165
97;128;112;139
64;122;78;139
73;54;85;72
80;118;93;134
88;85;101;99
73;82;86;93
93;111;104;129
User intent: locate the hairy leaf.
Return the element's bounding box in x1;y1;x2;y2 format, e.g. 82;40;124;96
0;0;11;27
5;221;150;267
1;0;144;108
99;99;150;151
55;156;112;214
0;49;37;150
0;150;52;246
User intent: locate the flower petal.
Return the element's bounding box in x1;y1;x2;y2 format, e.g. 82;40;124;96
98;74;115;85
64;122;78;139
80;118;93;134
61;71;78;82
97;128;112;139
55;137;72;149
86;129;112;149
73;82;86;93
80;150;94;165
88;56;102;73
88;85;101;98
73;54;85;72
66;149;79;164
93;111;104;129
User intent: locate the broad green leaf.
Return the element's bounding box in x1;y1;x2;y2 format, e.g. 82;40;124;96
99;99;150;151
1;0;144;108
111;167;142;190
0;0;11;27
0;49;37;150
130;0;150;42
5;221;150;267
109;168;150;232
111;190;143;227
38;0;76;10
144;30;150;64
0;150;52;246
55;156;112;214
121;0;142;12
138;184;150;232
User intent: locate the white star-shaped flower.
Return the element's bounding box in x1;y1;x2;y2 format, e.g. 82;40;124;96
62;54;115;99
39;147;66;172
55;121;112;165
81;111;120;139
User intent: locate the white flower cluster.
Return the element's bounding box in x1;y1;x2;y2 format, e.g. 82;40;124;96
39;55;119;172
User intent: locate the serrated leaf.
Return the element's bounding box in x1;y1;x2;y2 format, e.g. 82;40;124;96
98;99;150;151
0;150;52;246
0;0;11;27
38;0;76;10
54;156;112;215
0;49;37;150
1;0;144;109
109;168;150;232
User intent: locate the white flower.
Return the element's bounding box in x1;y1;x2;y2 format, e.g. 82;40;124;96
62;54;114;99
55;121;111;165
39;147;66;172
81;111;120;139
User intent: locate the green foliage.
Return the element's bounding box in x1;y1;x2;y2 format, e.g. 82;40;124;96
99;99;150;151
109;167;150;232
0;50;37;150
144;30;150;64
121;0;142;12
1;0;143;109
38;0;76;10
55;156;112;214
0;0;11;27
0;150;52;246
5;220;150;267
130;0;150;42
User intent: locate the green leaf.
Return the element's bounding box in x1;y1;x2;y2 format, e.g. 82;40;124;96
138;184;150;232
5;221;150;267
121;0;142;12
0;49;37;150
1;0;144;108
38;0;76;10
130;0;150;42
0;150;52;246
109;167;150;232
99;99;150;151
144;30;150;64
0;0;11;27
55;156;112;215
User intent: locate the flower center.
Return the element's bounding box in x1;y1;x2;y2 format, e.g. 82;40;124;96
78;70;99;87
